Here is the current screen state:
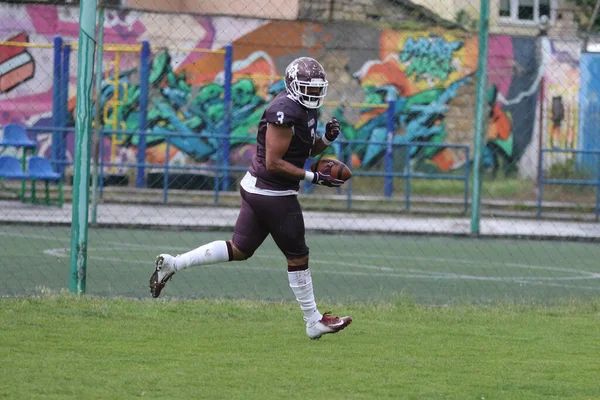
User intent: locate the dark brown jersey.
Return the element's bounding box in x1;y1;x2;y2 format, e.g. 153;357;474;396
249;92;319;192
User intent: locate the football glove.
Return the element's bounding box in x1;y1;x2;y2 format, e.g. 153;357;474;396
324;117;341;144
312;171;343;187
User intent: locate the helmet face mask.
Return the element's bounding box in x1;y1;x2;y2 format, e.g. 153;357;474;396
285;58;328;109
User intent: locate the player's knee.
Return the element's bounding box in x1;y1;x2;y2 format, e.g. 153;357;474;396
284;246;309;263
231;243;252;261
286;254;309;271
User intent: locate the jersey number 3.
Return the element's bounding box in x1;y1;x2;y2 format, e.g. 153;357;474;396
276;111;284;124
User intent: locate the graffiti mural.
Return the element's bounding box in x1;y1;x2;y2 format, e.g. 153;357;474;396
342;30;477;172
0;3;562;184
399;35;464;83
0;33;35;94
544;39;580;151
485;36;541;176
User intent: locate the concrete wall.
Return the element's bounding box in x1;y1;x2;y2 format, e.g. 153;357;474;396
126;0;299;20
0;3;582;180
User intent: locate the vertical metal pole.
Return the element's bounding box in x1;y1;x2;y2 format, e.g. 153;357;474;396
470;0;490;234
91;6;105;224
163;140;170;203
464;147;470;213
69;0;97;294
596;152;600;220
99;131;105;198
136;41;151;188
59;45;71;178
405;144;411;211
537;77;545;186
346;141;352;209
221;44;233;192
214;154;221;204
537;123;545;217
384;95;396;198
51;36;63;173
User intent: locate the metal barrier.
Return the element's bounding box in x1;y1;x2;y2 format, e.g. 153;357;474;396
23;126;470;211
537;148;600;220
1;37;232;191
339;139;470;212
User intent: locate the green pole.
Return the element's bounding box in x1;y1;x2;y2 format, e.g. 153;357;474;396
470;0;490;234
91;6;105;224
69;0;97;294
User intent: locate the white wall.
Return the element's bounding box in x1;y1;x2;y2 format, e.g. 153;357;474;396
125;0;299;20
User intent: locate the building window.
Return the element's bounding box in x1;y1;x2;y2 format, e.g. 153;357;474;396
500;0;511;16
3;0;79;3
499;0;554;23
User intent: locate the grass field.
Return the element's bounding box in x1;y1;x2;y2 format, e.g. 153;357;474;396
3;225;600;398
1;295;600;399
2;225;600;304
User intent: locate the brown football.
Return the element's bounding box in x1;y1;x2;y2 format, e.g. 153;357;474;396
310;158;353;181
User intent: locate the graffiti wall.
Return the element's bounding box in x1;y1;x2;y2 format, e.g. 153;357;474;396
0;3;567;184
544;39;580;151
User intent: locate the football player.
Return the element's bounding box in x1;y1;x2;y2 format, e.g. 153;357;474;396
150;57;352;340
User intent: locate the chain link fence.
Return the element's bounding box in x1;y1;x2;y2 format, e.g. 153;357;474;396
1;0;599;304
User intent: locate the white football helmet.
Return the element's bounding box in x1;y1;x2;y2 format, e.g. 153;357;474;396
284;57;328;109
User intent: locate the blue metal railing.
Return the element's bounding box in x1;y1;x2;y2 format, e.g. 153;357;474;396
22;126;471;210
339;139;470;211
537;148;600;220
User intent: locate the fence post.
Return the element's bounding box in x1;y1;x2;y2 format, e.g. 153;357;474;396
221;44;233;192
384;93;396;198
464;147;470;213
537;151;544;218
91;6;105;224
69;0;97;295
59;44;71;178
51;36;63;173
346;141;353;209
596;153;600;220
163;140;170;203
136;40;151;188
470;0;490;234
405;144;411;211
99;131;105;198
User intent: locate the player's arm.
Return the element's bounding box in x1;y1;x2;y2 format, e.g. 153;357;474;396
265;124;343;187
311;136;329;156
311;117;341;156
265;123;306;180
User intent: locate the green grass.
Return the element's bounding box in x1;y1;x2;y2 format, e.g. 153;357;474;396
349;176;531;198
1;295;600;399
349;176;597;205
348;177;539;202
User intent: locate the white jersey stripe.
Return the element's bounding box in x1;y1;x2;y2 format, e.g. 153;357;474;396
240;172;299;197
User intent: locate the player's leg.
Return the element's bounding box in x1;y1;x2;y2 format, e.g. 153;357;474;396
267;196;352;339
149;189;268;298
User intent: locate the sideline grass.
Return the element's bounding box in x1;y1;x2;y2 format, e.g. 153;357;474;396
1;295;599;399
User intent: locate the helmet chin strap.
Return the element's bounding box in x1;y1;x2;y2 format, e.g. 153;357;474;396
300;96;321;109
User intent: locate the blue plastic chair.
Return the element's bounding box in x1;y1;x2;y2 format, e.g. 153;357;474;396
27;156;63;207
0;155;27;179
1;124;36;200
28;157;60;180
0;124;36;148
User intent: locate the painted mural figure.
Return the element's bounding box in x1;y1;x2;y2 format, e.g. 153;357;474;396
550;96;565;148
149;57;353;340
